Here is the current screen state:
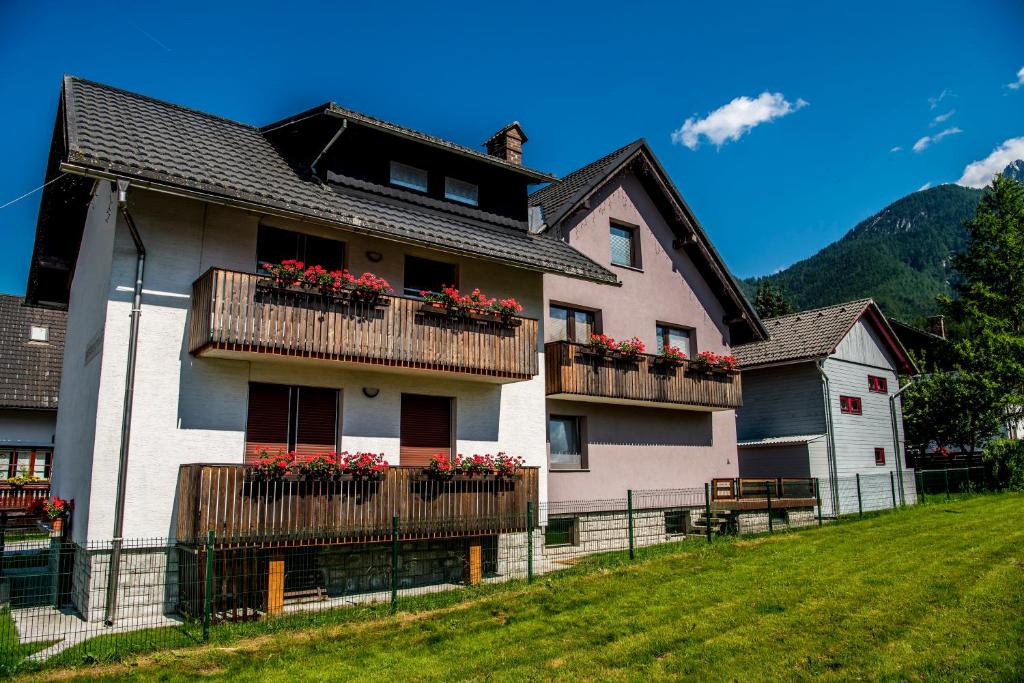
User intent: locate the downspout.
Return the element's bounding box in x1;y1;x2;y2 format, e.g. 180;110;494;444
104;178;146;626
889;377;918;506
309;118;348;182
816;360;840;516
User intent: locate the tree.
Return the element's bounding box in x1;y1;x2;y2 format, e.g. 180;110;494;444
753;279;795;318
902;371;1005;459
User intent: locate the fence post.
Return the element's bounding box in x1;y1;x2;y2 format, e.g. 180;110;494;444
815;478;823;526
856;474;863;518
944;466;950;500
917;469;925;503
765;483;773;533
704;483;712;544
526;502;534;584
890;471;897;509
202;529;213;643
627;489;635;560
391;515;399;614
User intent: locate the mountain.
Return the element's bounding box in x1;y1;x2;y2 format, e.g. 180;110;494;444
744;183;986;322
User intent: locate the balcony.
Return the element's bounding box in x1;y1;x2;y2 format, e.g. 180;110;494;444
175;464;540;544
188;268;539;382
711;477;818;510
544;341;742;410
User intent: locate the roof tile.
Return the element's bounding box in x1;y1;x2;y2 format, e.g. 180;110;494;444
0;295;66;410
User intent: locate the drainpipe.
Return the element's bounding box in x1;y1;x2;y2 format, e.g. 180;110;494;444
309;118;348;182
104;178;146;626
816;361;840;515
889;377;918;506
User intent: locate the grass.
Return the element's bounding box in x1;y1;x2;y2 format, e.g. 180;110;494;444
15;494;1024;681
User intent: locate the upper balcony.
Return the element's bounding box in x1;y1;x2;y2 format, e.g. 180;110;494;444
544;341;742;410
188;268;539;382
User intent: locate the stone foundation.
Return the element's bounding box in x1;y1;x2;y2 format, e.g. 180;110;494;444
71;543;179;622
736;508;817;534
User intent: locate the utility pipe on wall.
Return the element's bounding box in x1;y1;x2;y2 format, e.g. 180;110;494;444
889;377;918;506
816;361;840;516
104;179;146;626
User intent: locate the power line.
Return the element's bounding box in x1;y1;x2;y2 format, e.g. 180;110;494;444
0;173;68;210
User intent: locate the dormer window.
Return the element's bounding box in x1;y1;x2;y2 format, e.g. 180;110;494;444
444;177;479;206
390;162;428;193
29;325;48;342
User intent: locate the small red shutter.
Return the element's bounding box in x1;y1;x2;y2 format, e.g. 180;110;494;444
294;387;338;457
400;394;451;467
245;383;291;463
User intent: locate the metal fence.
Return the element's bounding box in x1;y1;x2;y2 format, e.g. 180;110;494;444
0;468;993;673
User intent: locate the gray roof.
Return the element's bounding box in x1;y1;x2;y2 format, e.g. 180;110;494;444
0;295;66;410
737;434;825;448
58;77;615;285
734;299;915;372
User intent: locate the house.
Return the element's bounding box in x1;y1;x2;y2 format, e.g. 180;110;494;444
26;77;618;620
529;140;766;541
733;299;918;515
0;294;65;506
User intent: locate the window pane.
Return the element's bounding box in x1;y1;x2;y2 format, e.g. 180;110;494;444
610;225;634;267
30;326;49;342
0;450;11;478
549;306;569;341
303;235;345;273
404;256;458;297
573;310;595;342
256;226;300;271
658;325;690;353
32;452;51;478
549;417;581;469
390;162;428;192
444;177;479;206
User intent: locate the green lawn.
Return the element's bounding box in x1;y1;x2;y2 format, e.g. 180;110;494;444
22;494;1024;682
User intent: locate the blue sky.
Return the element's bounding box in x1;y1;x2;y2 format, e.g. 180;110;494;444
0;0;1022;295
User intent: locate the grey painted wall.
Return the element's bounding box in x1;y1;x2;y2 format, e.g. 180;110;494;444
735;362;826;442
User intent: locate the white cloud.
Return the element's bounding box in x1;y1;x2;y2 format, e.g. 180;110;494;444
890;145;903;153
928;89;950;109
957;137;1024;187
670;92;808;150
931;109;955;125
912;127;962;153
1008;67;1024;90
917;182;932;191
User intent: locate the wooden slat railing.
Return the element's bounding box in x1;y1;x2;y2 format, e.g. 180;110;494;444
711;477;818;509
176;464;540;544
544;341;742;409
188;268;539;381
0;482;50;511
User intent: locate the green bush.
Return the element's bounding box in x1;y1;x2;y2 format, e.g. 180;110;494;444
983;439;1024;490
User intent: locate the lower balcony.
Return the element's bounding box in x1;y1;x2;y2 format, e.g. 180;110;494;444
176;464;540;544
188;268;539;383
544;341;743;410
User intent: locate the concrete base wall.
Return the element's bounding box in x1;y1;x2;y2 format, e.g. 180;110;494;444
71;544;179;623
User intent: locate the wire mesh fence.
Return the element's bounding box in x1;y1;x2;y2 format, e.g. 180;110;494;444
0;467;994;672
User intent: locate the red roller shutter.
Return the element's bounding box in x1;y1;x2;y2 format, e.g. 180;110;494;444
400;394;452;467
295;387;339;457
245;383;291;462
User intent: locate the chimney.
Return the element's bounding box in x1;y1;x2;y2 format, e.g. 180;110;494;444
485;122;526;165
927;314;946;339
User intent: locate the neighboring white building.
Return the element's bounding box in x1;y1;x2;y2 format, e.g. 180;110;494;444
0;294;65;483
734;300;919;515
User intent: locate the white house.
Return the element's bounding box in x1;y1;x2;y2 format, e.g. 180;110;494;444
733;299;919;515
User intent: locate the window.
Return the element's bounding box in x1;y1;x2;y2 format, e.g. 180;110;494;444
390;161;428;192
444;177;479;206
665;509;688;535
839;395;863;415
609;222;640;268
868;375;888;393
29;326;48;342
549;415;586;470
874;447;886;466
404;255;458;297
256;226;345;273
545;517;578;547
400;394;453;467
244;383;340;462
549;304;597;343
0;449;53;479
656;324;692;357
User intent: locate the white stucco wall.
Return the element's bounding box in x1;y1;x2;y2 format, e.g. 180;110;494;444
59;188;548;542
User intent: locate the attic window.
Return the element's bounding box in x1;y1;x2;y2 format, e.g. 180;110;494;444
444;177;478;206
390;162;428;192
839;395;862;415
868;375;888;393
29;326;48;342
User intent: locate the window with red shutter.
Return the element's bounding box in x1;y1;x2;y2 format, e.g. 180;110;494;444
868;375;888;393
839;395;863;415
245;383;339;462
400;394;452;467
874;447;886;466
245;383;291;462
294;387;339;457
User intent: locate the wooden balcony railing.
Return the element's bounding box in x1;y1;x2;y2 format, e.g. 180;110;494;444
711;477;818;510
176;464;540;544
544;341;742;410
0;482;50;511
188;268;539;382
